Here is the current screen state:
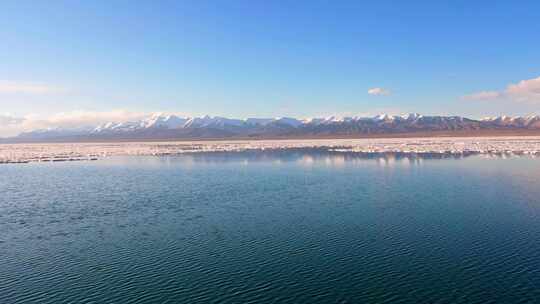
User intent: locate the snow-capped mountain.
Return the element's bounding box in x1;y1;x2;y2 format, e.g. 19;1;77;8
89;115;306;134
481;115;540;128
8;114;540;142
92;114;189;133
15;126;95;139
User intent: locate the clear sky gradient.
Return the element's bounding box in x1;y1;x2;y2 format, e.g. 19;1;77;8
1;0;540;129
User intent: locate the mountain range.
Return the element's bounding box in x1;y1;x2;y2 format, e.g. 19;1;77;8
6;113;540;142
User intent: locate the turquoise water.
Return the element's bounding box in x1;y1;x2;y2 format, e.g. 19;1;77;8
1;152;540;303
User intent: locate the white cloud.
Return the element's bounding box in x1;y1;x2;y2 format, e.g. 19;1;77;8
0;114;25;125
0;114;27;137
506;77;540;102
463;76;540;103
0;80;66;95
0;110;155;137
368;87;391;96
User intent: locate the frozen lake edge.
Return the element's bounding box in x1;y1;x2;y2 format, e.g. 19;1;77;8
3;136;540;164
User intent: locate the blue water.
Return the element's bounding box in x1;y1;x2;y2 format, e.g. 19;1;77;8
1;152;540;303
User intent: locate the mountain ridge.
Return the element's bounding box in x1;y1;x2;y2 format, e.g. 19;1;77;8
6;113;540;142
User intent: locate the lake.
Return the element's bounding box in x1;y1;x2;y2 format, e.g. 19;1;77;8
1;151;540;303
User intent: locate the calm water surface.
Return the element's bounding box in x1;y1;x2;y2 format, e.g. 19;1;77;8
1;152;540;303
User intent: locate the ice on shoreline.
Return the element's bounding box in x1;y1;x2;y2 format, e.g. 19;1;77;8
2;136;540;164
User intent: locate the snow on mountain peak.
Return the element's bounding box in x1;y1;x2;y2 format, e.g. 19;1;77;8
11;113;540;140
403;113;422;120
273;117;303;127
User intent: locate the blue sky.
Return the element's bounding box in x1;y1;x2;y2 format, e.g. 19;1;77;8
1;0;540;134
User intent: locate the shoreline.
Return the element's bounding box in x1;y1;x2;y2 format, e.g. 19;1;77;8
2;136;540;164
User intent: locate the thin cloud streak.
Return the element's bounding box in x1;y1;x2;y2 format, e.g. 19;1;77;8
368;87;391;96
0;80;67;95
461;91;502;101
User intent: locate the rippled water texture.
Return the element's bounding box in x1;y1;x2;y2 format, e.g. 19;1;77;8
1;152;540;303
